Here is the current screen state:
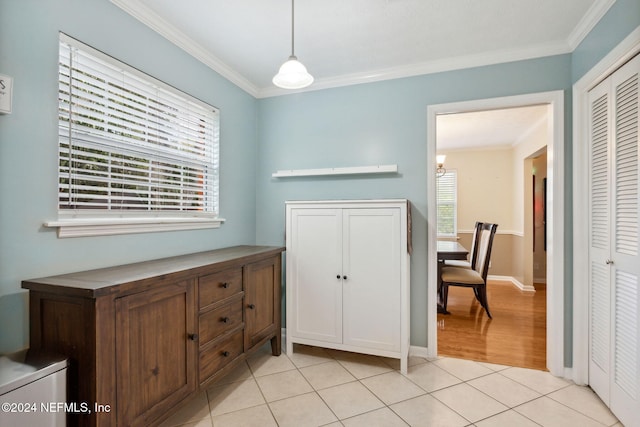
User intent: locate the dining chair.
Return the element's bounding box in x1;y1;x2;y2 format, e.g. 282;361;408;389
440;222;498;318
444;221;482;269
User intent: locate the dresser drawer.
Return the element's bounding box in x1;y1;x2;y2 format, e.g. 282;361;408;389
199;268;242;308
199;299;243;344
199;331;244;382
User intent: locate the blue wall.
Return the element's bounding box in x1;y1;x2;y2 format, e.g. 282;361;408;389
0;0;259;352
572;0;640;83
255;0;640;354
1;0;639;362
255;57;573;347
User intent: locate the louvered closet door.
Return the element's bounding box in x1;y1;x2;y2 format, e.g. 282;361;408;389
588;76;612;404
609;54;640;427
589;53;640;427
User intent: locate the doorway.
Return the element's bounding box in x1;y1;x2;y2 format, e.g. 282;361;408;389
426;91;565;376
434;109;548;370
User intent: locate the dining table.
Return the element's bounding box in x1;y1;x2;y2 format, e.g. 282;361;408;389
437;241;469;314
437;241;469;262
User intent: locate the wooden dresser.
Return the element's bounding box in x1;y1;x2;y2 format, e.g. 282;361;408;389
22;245;284;427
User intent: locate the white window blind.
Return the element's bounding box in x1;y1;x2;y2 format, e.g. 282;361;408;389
437;170;457;236
58;34;219;219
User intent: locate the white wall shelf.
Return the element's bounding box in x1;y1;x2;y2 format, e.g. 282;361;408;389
272;164;398;178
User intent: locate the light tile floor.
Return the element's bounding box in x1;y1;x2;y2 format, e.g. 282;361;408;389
159;344;621;427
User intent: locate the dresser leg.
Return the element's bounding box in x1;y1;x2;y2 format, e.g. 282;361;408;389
270;334;281;356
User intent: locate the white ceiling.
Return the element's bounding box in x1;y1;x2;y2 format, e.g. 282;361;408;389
112;0;613;98
436;105;549;150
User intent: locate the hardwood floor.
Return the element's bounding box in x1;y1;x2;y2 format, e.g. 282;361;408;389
437;280;547;371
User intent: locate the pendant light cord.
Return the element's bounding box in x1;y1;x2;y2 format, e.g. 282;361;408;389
291;0;295;57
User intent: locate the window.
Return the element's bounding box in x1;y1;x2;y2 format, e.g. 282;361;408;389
436;170;457;237
52;34;221;237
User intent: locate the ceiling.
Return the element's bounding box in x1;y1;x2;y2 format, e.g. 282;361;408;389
111;0;613;98
437;105;549;150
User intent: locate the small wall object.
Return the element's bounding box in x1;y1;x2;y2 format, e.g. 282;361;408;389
272;164;398;178
0;74;13;114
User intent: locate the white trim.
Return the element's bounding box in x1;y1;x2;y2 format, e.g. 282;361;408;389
572;25;640;386
283;199;409;207
409;345;434;360
111;0;613;99
44;217;225;238
259;42;572;98
513;114;548;147
488;275;536;292
272;164;397;178
109;0;259;97
427;91;565;376
567;0;617;50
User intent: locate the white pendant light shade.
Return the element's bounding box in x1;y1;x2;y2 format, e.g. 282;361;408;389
273;0;313;89
273;55;314;89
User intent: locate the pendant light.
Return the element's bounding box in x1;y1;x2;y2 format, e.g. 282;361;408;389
272;0;314;89
436;155;447;178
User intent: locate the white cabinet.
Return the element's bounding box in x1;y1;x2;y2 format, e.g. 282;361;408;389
286;200;410;373
588;53;640;427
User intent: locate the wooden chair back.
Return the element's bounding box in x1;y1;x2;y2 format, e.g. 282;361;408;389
473;223;499;280
468;221;483;270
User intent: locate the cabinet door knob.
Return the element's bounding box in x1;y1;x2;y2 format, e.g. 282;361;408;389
222;351;230;357
221;282;229;288
248;304;256;309
343;275;347;280
337;275;341;279
221;316;230;323
188;333;199;341
605;259;614;265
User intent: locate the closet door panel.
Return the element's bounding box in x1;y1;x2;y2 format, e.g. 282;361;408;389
588;78;613;403
609;53;640;427
289;208;343;344
342;208;401;352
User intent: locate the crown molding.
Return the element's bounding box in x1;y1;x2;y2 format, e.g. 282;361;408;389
567;0;617;50
110;0;259;97
112;0;612;99
513;113;548;147
257;40;572;98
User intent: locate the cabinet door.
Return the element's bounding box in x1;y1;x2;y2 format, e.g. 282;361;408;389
342;208;401;352
245;256;281;350
289;208;343;344
115;279;197;427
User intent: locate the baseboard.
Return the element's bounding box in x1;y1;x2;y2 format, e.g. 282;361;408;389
284;329;436;361
409;345;435;360
283;330;572;379
488;275;536;292
534;277;547;284
563;366;574;382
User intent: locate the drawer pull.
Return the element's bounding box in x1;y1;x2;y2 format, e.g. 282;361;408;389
222;351;230;357
248;304;256;309
221;282;229;288
188;333;199;341
221;316;230;323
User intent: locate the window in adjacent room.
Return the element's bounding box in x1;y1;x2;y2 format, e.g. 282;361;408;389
436;170;457;237
53;34;221;237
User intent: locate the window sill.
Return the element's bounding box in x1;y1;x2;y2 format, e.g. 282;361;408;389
44;217;226;238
